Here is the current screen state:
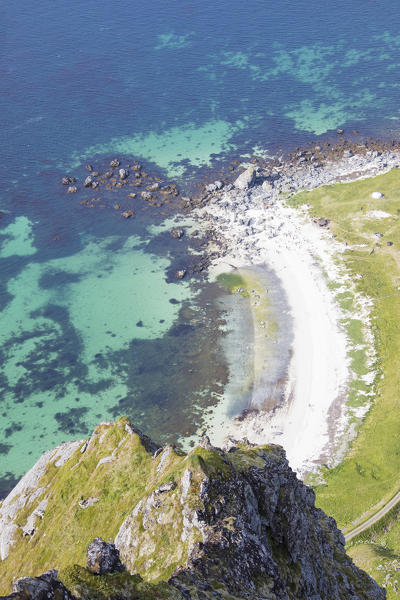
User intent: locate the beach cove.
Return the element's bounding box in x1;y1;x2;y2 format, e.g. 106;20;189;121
193;143;400;478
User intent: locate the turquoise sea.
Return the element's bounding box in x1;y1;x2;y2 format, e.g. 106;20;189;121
2;0;400;496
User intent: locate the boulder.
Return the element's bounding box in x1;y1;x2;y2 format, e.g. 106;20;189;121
234;167;257;190
205;181;223;193
262;180;273;192
78;497;99;509
119;168;129;180
61;176;76;185
121;210;134;219
67;186;78;194
10;570;76;600
110;159;120;167
83;176;93;188
85;165;93;172
104;170;114;179
86;537;125;575
170;228;184;239
147;182;160;191
141;191;153;201
175;269;186;279
371;191;384;199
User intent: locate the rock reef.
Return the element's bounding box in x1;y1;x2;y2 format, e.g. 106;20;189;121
0;418;384;599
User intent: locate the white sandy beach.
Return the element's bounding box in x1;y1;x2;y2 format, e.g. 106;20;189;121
197;148;400;477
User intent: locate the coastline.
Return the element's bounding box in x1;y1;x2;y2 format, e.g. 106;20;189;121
195;144;400;477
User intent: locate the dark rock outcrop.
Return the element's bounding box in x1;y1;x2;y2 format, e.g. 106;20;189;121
86;538;124;575
3;570;76;600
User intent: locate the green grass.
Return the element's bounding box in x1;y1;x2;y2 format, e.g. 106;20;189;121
288;169;400;594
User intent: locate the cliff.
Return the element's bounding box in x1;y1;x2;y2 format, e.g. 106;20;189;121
0;418;385;599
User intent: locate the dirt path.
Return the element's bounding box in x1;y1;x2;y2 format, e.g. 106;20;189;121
345;490;400;543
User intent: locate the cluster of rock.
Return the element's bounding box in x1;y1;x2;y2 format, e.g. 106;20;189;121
0;419;385;599
59;157;182;217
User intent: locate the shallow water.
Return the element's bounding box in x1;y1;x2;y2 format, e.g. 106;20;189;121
2;0;400;494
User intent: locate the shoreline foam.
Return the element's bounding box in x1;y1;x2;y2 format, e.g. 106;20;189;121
196;147;400;477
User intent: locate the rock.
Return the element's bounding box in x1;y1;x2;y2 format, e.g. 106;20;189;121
343;149;353;158
314;217;330;227
86;537;124;575
83;176;93;188
131;162;141;171
170;228;184;239
234;166;257;190
10;570;76;600
121;210;134;219
78;497;99;509
91;181;99;189
22;499;47;537
61;176;76;185
113;204;121;210
110;159;120;167
128;193;136;198
262;180;273;192
141;191;153;201
147;182;160;191
67;186;78;193
119;168;129;180
205;181;223;193
175;269;186;279
371;191;384;199
337;128;344;134
160;183;179;196
85;165;93;172
375;232;384;238
387;241;394;246
104;170;114;178
155;480;177;494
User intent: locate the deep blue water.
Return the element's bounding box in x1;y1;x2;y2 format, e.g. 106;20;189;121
2;0;400;495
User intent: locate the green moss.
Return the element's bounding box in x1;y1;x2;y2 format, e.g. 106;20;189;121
216;272;247;293
60;565;182;600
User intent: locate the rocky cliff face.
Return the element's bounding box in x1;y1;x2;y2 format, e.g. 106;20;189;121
0;418;385;599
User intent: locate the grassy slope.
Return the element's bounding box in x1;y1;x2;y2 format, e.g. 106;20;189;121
288;169;400;598
0;418;190;593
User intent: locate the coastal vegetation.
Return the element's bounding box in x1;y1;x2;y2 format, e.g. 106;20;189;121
288;167;400;597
